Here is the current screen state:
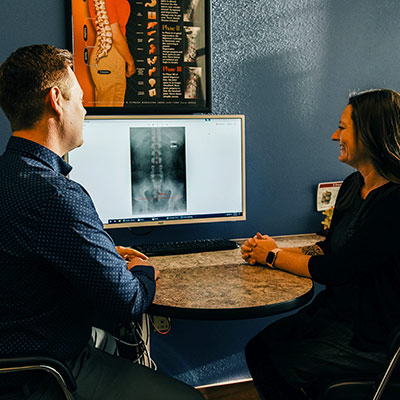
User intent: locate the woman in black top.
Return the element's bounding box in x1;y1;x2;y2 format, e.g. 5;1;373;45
241;89;400;399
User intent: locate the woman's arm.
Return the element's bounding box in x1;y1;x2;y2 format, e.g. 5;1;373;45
241;234;324;278
272;250;312;278
110;22;136;76
284;245;325;256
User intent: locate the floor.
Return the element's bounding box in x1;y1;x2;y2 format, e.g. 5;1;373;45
197;380;261;400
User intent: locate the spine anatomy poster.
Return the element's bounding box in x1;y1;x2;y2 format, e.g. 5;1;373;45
71;0;210;112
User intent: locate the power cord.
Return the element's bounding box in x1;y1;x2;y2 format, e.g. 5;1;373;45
113;314;157;370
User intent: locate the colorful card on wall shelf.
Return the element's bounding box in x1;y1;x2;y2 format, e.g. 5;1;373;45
316;181;343;211
66;0;211;114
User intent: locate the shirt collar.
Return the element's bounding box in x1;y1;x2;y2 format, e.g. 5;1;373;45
6;136;72;176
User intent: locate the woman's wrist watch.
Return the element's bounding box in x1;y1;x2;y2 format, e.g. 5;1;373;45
266;248;282;268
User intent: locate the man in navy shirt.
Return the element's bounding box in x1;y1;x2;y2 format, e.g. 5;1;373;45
0;45;203;399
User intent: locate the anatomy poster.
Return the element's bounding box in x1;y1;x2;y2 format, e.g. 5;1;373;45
130;127;187;214
69;0;211;113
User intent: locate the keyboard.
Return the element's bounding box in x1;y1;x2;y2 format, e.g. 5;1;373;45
133;238;239;257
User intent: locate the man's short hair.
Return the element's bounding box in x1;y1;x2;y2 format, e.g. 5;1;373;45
0;44;74;132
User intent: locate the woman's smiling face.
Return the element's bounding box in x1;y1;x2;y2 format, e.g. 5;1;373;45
331;104;368;168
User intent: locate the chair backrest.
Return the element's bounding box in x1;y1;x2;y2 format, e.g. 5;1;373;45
0;356;76;400
315;328;400;399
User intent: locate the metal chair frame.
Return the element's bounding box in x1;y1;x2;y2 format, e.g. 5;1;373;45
317;330;400;400
0;356;76;400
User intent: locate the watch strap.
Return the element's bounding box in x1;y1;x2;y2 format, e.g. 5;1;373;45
266;248;282;268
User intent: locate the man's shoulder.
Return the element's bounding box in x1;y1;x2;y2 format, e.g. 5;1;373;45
19;163;70;197
0;154;82;206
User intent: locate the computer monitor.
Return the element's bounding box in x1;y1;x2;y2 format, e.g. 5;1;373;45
67;115;246;229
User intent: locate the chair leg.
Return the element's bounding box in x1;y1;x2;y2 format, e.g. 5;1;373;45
372;346;400;400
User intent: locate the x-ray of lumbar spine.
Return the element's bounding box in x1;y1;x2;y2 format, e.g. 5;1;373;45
144;130;172;210
130;128;187;214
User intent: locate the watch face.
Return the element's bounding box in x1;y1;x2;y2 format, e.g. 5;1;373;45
266;251;275;265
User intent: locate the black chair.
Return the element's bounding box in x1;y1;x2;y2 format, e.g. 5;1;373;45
315;329;400;400
0;356;76;400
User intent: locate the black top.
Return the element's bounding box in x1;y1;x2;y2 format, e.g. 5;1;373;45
308;172;400;352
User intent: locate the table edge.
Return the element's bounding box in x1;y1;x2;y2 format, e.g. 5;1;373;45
148;284;314;320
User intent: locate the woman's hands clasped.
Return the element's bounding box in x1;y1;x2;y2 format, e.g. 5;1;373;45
241;232;278;265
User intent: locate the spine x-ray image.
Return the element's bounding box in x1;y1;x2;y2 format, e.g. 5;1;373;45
130;127;187;214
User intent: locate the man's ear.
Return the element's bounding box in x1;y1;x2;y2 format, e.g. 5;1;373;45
48;86;63;117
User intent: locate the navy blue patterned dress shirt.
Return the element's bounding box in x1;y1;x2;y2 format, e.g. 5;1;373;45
0;136;156;361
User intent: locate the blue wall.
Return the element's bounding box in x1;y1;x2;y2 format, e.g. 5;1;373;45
1;0;400;387
4;0;400;241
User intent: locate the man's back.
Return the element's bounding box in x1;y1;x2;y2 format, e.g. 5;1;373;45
0;136;156;362
0;137;94;360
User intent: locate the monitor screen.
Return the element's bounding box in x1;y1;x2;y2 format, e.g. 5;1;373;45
67;115;246;229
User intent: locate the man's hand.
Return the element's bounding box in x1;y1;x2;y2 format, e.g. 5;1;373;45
125;255;160;281
116;246;148;262
116;246;159;279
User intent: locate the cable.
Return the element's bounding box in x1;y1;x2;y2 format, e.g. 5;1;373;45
136;314;157;370
113;315;157;369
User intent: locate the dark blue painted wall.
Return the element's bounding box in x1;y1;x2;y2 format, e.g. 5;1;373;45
1;0;400;387
3;0;400;241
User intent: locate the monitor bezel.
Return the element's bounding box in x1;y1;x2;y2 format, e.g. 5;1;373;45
66;114;246;229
